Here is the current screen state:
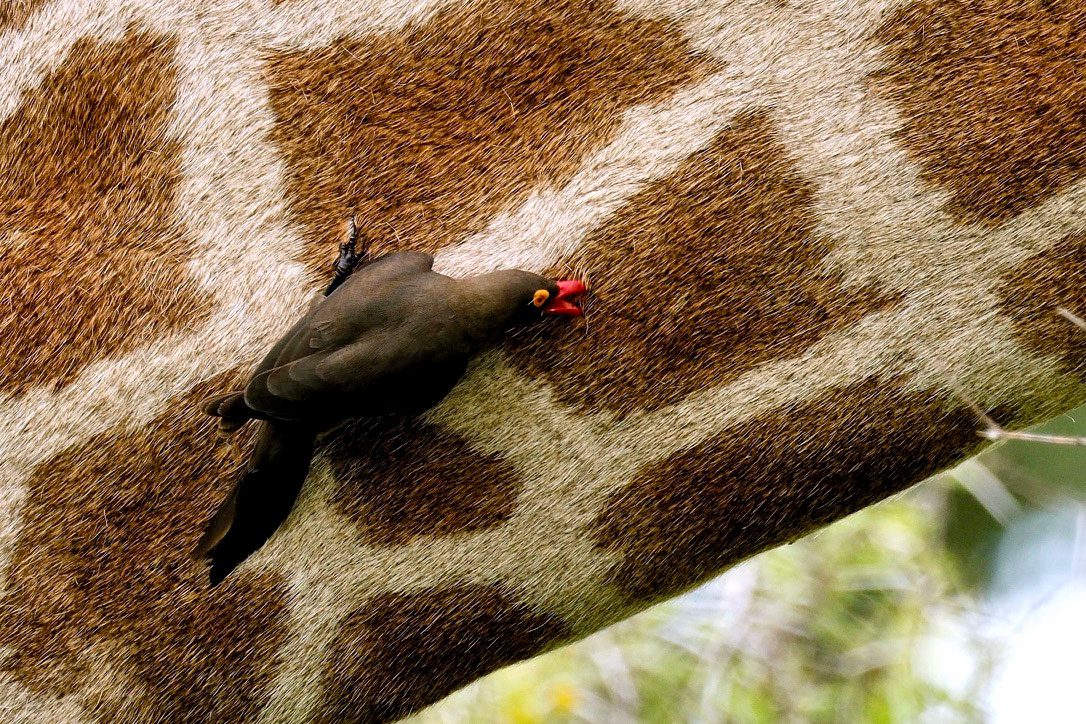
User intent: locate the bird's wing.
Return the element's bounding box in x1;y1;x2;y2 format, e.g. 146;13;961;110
242;351;340;420
306;252;435;350
243;321;470;421
312;331;415;384
241;332;406;419
255;305;320;373
198;303;319;428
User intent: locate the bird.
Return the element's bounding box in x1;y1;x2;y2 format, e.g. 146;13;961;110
194;222;586;585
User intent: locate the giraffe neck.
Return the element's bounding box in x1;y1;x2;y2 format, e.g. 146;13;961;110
0;0;1084;722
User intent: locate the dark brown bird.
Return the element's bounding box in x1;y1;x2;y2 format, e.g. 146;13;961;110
195;229;586;585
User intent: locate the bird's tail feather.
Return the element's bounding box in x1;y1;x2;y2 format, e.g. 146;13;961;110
194;421;317;585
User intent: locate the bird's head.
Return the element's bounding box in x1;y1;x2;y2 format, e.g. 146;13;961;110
511;273;586;322
529;279;587;317
464;270;587;331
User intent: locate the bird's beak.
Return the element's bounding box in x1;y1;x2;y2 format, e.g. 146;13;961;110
542;279;587;316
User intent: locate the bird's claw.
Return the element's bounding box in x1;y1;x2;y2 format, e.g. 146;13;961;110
333;215;362;274
333;239;359;277
324;215;366;296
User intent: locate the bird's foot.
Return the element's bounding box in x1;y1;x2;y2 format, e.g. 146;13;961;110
324;215;368;295
333;240;360;278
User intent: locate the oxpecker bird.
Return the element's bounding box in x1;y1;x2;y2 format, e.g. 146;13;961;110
195;221;586;585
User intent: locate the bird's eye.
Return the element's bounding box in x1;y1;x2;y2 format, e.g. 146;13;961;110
532;289;550;307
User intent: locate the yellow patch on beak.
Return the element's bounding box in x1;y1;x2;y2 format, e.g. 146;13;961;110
532;289;550;307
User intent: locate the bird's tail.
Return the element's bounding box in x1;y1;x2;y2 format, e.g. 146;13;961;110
194;421;317;586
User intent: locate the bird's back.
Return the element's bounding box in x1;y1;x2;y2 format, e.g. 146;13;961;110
244;252;476;422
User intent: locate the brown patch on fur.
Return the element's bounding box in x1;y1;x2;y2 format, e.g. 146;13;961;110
0;0;45;31
0;30;211;397
998;232;1086;377
321;417;521;545
592;378;990;601
317;584;569;723
264;0;716;277
507;111;897;416
0;371;289;722
872;0;1086;224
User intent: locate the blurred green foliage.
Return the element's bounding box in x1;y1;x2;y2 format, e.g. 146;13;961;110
411;405;1086;724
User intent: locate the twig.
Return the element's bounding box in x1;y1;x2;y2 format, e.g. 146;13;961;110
1057;306;1086;332
980;428;1086;446
954;384;1086;445
949;305;1086;446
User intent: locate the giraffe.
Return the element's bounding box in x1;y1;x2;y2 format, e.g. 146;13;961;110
1;0;1085;721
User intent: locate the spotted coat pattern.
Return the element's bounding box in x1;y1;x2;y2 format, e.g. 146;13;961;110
2;0;1086;721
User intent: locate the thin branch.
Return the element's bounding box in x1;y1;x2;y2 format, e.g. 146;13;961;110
948;305;1086;446
1057;306;1086;332
955;384;1086;445
980;428;1086;446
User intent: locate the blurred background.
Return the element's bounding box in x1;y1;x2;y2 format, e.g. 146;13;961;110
408;404;1086;724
